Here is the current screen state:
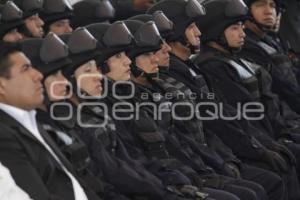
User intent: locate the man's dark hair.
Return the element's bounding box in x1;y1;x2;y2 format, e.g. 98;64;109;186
0;42;21;78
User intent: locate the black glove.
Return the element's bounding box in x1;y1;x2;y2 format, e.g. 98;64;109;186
223;162;241;179
261;150;288;173
271;142;297;166
201;174;224;189
179;185;209;200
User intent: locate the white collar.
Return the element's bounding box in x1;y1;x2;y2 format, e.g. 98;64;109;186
0;103;38;135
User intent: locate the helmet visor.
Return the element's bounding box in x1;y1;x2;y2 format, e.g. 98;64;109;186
40;33;69;63
1;1;23;22
186;0;206;18
103;21;134;47
135;21;162;47
68;27;97;54
152;11;173;33
225;0;248;17
43;0;73;13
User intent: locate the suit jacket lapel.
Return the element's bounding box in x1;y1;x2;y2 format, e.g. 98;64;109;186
37;124;75;173
0;110;42;144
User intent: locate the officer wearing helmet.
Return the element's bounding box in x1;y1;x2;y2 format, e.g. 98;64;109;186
131;9;286;200
12;0;45;38
127;12;269;200
0;1;24;42
239;0;300;115
192;0;300;200
40;0;73;35
86;19;218;200
55;25;195;200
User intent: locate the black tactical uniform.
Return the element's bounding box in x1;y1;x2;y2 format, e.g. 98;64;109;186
146;0;286;199
86;19;242;200
191;0;300;199
60;25;206;200
130;10;286;200
104;17;264;200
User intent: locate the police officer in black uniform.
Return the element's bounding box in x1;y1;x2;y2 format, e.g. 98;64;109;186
0;1;24;42
191;0;300;200
240;0;300;115
85;19;244;200
146;3;291;196
130;9;287;200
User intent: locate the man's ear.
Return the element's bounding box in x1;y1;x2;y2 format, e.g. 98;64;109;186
0;78;6;96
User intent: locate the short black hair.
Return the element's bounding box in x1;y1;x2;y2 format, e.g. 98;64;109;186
0;42;21;78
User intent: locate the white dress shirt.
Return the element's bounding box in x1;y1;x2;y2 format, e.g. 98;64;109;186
0;103;88;200
0;162;32;200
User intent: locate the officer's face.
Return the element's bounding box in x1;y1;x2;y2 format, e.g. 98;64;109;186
0;52;44;110
3;29;23;43
25;14;45;38
224;22;246;48
44;70;69;101
75;60;102;97
185;22;201;47
106;52;132;81
135;52;159;74
155;41;172;67
251;0;277;27
49;19;73;35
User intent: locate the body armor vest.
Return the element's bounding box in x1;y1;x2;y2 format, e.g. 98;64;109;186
255;39;299;85
194;52;261;100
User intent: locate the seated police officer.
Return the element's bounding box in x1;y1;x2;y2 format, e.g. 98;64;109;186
84;19;242;200
192;0;300;200
126;12;271;200
131;10;286;200
0;1;24;43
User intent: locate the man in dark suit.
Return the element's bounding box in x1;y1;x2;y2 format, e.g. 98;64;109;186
0;42;100;200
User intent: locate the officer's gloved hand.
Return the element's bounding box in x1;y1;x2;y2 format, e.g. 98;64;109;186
201;174;224;189
177;185;209;200
261;150;288;173
223;162;241;179
270;142;297;166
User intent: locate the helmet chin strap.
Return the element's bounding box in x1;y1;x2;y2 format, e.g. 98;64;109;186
179;34;200;54
218;33;242;54
131;61;159;79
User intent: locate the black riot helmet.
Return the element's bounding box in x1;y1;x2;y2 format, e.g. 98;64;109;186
0;1;24;38
129;11;174;42
12;0;43;18
86;21;134;74
197;0;249;44
125;20;163;59
72;0;115;29
40;0;73;33
60;27;100;80
19;32;71;77
124;19;163;78
147;0;205;43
